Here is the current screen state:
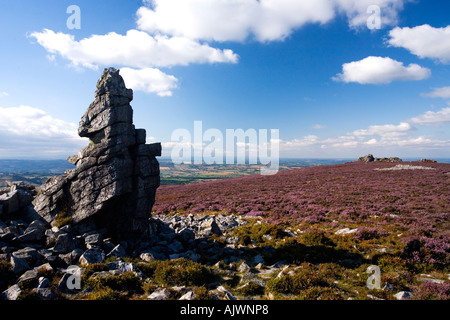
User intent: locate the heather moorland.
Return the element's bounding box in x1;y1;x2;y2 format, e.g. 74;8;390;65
152;161;449;300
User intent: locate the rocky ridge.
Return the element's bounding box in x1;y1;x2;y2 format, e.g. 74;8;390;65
358;154;403;163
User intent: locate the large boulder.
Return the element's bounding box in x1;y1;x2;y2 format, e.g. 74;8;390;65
32;68;161;246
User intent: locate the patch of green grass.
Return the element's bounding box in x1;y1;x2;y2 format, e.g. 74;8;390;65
153;258;214;286
229;222;287;245
237;282;265;296
297;286;344;300
84;271;143;294
84;287;120;300
193;286;214;300
266;265;330;295
300;229;334;247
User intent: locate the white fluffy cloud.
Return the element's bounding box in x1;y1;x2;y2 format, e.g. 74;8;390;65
30;28;238;97
408;107;450;126
137;0;406;42
422;86;450;99
120;67;178;97
352;122;413;137
333;56;431;84
0;106;86;158
30;1;407;96
30;29;238;69
388;25;450;63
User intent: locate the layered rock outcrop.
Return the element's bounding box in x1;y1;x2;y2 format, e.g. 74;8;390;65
32;68;161;242
358;154;402;163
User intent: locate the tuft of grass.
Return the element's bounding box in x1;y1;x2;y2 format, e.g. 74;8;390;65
153;258;214;286
237;282;265;296
193;286;213;300
300;229;334;247
229;222;287;245
84;287;120;300
84;271;143;294
53;211;73;228
266;265;330;295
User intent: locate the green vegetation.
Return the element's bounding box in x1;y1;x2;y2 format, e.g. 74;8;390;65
152;258;214;286
52;211;73;228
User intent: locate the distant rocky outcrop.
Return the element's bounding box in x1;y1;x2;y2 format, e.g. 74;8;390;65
358;154;402;163
419;159;437;163
32;68;161;243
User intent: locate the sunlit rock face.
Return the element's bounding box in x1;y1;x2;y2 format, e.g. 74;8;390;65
33;68;161;242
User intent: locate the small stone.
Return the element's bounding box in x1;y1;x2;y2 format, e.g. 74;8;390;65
10;256;30;275
393;291;413;300
179;291;196;300
84;233;102;246
33;287;58;300
139;252;155;262
17;269;39;285
238;262;251;273
148;288;170;300
53;234;77;254
37;277;51;289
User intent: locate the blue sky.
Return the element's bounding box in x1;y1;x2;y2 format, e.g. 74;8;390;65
0;0;449;160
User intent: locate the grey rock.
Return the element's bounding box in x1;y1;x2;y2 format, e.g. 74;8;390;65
1;284;21;300
197;217;222;238
179;291;196;300
12;247;42;267
53;234;77;254
139;252;155;262
79;248;105;265
33;287;59;300
0;190;20;216
37;277;51;289
84;233;102;248
17;220;47;242
17;269;39;285
10;256;30;275
382;282;396;292
393;291;413;300
238;262;251;273
32;68;161;244
148;288;171;300
60;248;84;266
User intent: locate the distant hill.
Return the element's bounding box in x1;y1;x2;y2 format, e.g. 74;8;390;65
0;159;74;174
0;160;75;188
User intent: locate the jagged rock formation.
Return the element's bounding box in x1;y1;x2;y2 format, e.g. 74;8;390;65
32;68;161;242
358;154;402;163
